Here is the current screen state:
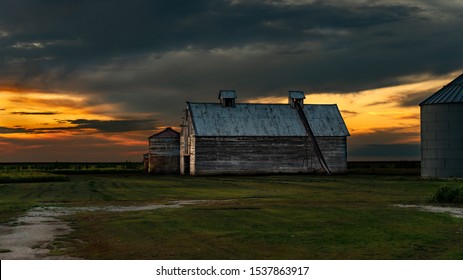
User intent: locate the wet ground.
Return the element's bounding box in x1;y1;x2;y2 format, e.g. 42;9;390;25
0;200;207;260
1;202;462;259
394;204;463;218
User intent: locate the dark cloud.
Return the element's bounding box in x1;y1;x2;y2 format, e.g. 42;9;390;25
347;125;420;159
0;126;28;134
11;111;59;115
349;126;419;146
65;119;156;133
28;119;156;134
0;0;462;162
0;119;155;135
340;110;359;117
0;0;421;56
1;0;461;100
8;95;88;108
366;101;390;107
398;90;437;107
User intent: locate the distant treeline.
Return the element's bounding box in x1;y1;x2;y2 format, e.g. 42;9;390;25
0;162;143;174
0;161;420;176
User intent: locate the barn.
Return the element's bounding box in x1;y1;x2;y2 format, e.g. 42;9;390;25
179;90;350;175
145;127;180;174
420;73;463;178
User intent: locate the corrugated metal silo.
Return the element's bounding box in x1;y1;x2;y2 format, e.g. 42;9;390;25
420;73;463;178
147;127;180;174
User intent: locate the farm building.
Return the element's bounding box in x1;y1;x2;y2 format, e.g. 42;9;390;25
179;90;350;175
420;73;463;178
145;127;180;174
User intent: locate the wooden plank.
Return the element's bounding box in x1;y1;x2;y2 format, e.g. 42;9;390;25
191;136;347;175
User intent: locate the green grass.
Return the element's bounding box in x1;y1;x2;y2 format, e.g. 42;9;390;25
1;173;462;259
0;171;69;184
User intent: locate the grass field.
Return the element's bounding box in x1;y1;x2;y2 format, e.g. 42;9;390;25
0;173;462;259
0;171;69;184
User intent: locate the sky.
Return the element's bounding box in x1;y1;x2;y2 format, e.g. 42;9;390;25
1;0;462;162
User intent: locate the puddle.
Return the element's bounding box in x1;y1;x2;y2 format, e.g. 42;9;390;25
0;200;208;260
394;204;463;218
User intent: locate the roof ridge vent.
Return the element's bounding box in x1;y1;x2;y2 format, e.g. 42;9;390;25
288;90;305;108
218;89;237;108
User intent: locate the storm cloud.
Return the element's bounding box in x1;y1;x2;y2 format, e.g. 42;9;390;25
1;0;462;161
1;1;462;102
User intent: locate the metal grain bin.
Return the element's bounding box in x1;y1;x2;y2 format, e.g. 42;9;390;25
420;73;463;178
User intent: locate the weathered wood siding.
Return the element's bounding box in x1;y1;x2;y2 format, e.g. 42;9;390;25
316;137;347;173
180;112;194;175
190;136;346;175
148;137;180;174
143;153;149;173
148;155;180;174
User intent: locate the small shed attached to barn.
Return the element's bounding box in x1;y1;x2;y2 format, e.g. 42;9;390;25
145;127;180;174
420;73;463;178
180;90;350;175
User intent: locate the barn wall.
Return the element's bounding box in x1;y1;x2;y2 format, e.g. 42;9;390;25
148;155;180;174
317;137;348;173
421;103;463;178
190;136;347;175
148;137;180;174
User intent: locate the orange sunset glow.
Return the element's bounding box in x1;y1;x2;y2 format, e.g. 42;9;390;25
1;91;105;129
246;72;460;154
0;90;155;161
1;72;458;162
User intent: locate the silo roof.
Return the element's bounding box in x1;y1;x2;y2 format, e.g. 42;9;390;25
187;103;350;137
420;73;463;105
149;127;179;139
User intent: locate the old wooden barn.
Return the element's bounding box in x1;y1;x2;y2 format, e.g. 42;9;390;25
179;90;350;175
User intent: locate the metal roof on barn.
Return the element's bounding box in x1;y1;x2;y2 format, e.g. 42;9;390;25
187;103;350;137
420;73;463;105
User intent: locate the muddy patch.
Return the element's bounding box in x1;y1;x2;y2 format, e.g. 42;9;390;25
394;204;463;218
0;200;209;260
